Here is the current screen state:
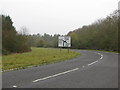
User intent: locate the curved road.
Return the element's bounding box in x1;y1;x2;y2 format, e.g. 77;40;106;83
2;50;118;88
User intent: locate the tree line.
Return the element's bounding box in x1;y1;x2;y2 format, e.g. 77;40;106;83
1;15;60;55
27;33;60;48
1;10;119;55
2;15;31;55
68;10;119;52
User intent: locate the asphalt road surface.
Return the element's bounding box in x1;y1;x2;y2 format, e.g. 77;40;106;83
2;50;118;88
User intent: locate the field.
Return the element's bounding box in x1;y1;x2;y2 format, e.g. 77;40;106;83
2;48;80;71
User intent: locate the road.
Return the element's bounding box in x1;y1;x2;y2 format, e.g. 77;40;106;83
2;50;118;88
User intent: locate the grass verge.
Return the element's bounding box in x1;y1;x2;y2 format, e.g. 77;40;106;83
2;47;80;71
83;49;119;53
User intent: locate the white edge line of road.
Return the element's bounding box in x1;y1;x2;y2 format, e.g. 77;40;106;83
33;68;79;83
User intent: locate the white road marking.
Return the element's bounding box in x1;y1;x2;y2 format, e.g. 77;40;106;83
98;53;101;55
100;55;103;60
87;52;104;67
88;60;98;66
33;68;79;82
97;53;103;60
13;85;17;88
33;52;104;83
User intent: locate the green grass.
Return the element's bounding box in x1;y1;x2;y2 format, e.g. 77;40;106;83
2;47;80;70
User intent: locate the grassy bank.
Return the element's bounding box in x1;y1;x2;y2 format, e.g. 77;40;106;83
2;48;80;70
84;49;119;53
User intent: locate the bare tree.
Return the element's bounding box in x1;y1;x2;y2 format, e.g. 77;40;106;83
18;26;29;35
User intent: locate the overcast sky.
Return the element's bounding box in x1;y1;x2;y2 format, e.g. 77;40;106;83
0;0;119;35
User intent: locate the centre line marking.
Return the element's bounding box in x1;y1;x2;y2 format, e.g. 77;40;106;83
87;52;104;66
33;68;79;83
88;60;98;66
98;53;101;55
97;53;103;60
13;85;17;88
100;55;103;59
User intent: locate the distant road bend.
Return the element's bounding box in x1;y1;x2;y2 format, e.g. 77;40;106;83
3;50;118;88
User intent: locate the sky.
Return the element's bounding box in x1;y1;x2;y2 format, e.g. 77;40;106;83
0;0;119;35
